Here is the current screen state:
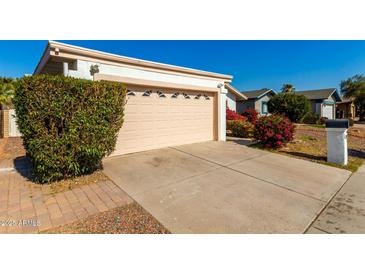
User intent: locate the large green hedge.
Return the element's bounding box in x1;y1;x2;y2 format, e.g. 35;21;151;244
268;93;310;122
13;75;126;183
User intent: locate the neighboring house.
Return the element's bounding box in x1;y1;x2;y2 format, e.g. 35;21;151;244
296;88;342;119
225;84;248;112
336;97;356;119
238;89;276;115
27;41;239;156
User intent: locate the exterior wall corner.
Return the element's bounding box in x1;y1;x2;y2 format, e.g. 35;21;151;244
218;84;227;141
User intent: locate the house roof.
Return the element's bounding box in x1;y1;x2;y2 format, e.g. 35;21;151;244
225;84;248;100
241;89;275;99
337;97;355;104
296;88;342;101
34;41;233;81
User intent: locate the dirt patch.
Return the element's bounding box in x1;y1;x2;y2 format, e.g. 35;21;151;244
43;202;170;234
48;170;109;194
253;124;365;172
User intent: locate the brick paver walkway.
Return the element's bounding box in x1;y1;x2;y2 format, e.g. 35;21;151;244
1;137;133;233
0;169;133;233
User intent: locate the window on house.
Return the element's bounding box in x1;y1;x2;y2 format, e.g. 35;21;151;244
68;61;78;71
127;90;136;96
157;91;166;98
143;90;152;96
183;93;190;99
172;92;180;98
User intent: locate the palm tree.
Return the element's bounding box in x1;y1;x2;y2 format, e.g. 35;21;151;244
340;74;365;120
0;77;15;107
281;83;295;93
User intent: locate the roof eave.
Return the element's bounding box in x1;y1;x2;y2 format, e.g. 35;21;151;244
256;89;275;99
333;89;342;102
225;84;248;100
33;41;51;75
43;41;233;81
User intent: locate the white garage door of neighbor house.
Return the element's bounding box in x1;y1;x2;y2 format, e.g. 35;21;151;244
9;109;21;137
322;104;334;119
111;87;216;156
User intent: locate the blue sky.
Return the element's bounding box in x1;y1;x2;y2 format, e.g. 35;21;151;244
1;40;365;91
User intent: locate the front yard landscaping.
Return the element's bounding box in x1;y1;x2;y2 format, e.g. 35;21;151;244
0;138;111;193
227;106;364;172
0;137;170;234
253;124;365;172
43;202;170;234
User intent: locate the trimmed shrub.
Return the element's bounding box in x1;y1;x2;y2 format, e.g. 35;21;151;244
0;77;17;106
254;114;295;148
318;117;328;125
227;120;254;138
301;112;320;124
241;108;259;124
13;75;126;183
268;93;310;122
226;108;246;121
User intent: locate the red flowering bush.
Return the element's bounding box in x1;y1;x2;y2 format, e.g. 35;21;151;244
254;114;295;148
242;108;259;124
226;108;246;121
227;120;254;138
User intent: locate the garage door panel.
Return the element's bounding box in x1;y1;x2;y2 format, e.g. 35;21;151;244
111;88;215;156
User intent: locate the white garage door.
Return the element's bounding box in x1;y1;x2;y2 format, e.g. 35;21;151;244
9;109;21;137
322;104;334;119
111;87;216;156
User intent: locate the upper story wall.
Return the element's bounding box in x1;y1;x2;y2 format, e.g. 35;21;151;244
65;59;225;90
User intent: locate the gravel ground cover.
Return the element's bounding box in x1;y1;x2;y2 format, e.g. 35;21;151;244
43;202;170;234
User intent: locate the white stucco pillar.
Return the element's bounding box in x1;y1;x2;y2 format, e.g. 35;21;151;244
218;84;227;141
63;62;69;76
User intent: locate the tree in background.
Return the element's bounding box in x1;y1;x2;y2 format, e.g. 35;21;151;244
0;77;16;107
268;92;310;122
281;83;296;93
340;74;365;120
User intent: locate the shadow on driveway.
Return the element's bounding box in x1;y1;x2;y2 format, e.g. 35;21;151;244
13;156;35;181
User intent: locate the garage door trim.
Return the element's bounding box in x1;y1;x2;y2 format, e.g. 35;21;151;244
94;74;219;156
94;73;220;93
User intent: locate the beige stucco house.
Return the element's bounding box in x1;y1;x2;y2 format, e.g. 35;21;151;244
13;40;246;156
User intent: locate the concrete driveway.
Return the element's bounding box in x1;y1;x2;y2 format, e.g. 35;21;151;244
103;141;351;233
